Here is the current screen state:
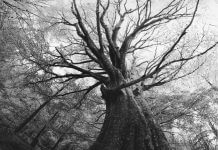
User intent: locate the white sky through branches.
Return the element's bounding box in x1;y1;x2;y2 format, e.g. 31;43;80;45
47;0;218;92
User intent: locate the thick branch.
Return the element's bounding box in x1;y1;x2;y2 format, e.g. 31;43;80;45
70;0;118;79
96;0;104;52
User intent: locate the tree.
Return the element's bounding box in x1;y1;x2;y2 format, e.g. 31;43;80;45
14;0;218;149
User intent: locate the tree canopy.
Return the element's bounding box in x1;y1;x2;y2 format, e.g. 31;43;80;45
0;0;218;150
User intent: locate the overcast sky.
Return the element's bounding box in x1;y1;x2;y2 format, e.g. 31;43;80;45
47;0;218;92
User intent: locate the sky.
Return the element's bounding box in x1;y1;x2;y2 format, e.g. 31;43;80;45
47;0;218;92
186;0;218;91
200;0;218;27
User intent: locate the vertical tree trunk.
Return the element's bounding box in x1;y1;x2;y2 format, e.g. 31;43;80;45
89;88;171;150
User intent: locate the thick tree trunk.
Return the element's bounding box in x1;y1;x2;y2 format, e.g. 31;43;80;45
89;88;171;150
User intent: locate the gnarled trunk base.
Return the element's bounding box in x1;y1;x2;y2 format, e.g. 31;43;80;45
89;88;171;150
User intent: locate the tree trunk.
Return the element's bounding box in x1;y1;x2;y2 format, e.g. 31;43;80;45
14;96;53;133
31;112;59;147
89;87;171;150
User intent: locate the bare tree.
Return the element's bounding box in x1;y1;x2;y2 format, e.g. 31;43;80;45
16;0;218;149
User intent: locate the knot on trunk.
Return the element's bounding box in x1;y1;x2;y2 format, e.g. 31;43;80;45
100;85;123;103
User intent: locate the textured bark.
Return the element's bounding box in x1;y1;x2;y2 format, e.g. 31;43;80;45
89;88;171;150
